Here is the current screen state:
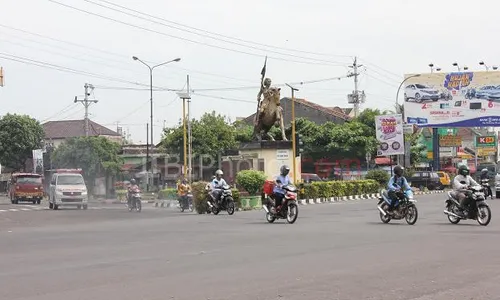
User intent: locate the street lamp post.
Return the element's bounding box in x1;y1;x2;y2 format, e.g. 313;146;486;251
286;83;299;183
396;74;421;168
132;56;180;190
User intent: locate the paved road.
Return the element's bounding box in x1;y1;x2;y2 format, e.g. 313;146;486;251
1;194;499;300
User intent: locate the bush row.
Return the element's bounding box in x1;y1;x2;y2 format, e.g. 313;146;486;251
298;180;379;200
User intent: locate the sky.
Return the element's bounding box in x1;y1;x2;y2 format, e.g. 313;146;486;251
0;0;498;144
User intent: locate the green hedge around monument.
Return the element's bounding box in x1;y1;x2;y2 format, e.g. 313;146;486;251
298;180;379;199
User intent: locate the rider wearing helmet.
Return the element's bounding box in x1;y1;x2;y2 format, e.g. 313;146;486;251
453;165;480;216
272;165;292;212
210;170;227;207
387;165;411;214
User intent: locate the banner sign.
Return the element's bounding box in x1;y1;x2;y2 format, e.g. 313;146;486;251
403;71;500;127
439;135;462;147
375;114;405;156
32;149;44;174
475;135;496;147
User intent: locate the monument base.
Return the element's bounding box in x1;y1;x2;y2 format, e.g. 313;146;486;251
222;141;301;182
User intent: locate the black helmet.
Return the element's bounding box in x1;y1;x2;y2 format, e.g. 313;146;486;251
130;178;136;185
458;165;470;176
393;165;404;176
482;168;488;174
280;165;290;176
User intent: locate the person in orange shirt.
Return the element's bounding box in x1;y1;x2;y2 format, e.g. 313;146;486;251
177;178;191;207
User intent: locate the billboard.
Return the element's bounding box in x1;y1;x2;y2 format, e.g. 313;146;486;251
403;71;500;127
375;114;405;156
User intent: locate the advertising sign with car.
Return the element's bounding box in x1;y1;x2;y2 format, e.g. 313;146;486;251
403;71;500;127
375;114;404;156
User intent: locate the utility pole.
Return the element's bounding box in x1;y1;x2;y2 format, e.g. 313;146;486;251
347;57;365;118
74;83;97;137
187;75;193;183
177;90;191;181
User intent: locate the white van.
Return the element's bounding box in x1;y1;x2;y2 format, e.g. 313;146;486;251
49;170;88;210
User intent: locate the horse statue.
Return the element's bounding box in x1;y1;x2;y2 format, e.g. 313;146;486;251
253;86;287;141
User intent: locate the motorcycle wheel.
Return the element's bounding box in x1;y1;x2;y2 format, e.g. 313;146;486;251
286;203;298;224
405;204;418;225
128;203;133;212
266;212;276;223
189;204;194;212
446;204;461;224
477;204;491;226
212;206;220;215
180;206;184;212
136;200;142;212
227;199;235;215
379;203;391;223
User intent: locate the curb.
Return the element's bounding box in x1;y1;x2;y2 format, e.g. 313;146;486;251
297;190;446;205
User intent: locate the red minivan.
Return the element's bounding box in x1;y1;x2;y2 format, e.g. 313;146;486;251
9;173;44;204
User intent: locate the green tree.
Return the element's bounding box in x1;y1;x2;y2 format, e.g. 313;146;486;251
161;111;239;160
0;114;45;171
51;137;123;193
323;121;378;158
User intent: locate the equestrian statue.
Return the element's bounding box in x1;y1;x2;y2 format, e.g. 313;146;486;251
253;58;287;141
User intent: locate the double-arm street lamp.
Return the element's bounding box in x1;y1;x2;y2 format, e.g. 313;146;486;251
132;56;180;189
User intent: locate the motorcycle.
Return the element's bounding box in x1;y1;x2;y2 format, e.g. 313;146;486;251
207;184;235;215
480;178;493;199
179;192;194;212
377;189;418;225
262;183;299;224
127;186;142;212
444;185;491;226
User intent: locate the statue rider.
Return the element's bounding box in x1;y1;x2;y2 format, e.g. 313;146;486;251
254;77;272;125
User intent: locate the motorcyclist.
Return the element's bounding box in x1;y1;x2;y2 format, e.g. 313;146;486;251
453;165;480;217
177;178;191;207
127;178;139;207
387;165;411;215
272;165;292;213
210;170;227;207
480;168;493;199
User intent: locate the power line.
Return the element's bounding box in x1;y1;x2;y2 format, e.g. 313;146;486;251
80;0;350;65
91;0;354;59
40;103;79;123
357;57;402;80
48;0;347;67
0;52;181;90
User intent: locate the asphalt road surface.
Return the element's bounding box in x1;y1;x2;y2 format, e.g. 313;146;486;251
1;194;499;300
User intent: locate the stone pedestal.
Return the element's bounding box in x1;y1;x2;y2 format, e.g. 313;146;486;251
222;141;301;181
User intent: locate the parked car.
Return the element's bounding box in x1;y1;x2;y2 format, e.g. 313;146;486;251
404;84;440;102
407;171;443;190
475;85;498;99
301;173;323;183
436;171;451;187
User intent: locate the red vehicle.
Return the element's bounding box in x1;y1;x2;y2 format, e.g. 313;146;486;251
262;180;299;224
9;173;44;204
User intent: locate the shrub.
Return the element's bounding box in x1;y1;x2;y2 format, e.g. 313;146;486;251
116;190;127;200
158;188;177;200
301;179;379;199
236;170;267;196
191;181;210;214
365;169;390;186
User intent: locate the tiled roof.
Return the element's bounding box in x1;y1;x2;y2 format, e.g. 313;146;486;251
240;97;350;123
43;119;120;139
283;98;351;120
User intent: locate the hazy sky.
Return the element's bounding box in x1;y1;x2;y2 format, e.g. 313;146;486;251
0;0;498;143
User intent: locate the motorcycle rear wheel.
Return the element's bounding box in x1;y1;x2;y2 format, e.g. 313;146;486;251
379;203;391;223
266;212;276;223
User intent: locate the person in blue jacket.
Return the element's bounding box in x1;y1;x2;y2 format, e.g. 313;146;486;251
272;165;292;212
387;165;411;214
